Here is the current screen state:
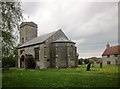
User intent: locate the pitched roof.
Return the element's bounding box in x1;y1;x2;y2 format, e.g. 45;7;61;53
102;45;120;56
52;37;75;43
19;31;57;48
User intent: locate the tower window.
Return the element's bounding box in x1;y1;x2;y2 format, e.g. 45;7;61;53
47;59;49;61
22;38;24;43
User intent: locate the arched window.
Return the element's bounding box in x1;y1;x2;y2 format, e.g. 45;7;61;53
44;45;47;58
34;47;40;60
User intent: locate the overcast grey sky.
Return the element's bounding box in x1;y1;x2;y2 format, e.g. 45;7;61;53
21;0;118;58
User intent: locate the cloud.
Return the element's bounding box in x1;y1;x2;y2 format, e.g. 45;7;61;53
21;1;118;58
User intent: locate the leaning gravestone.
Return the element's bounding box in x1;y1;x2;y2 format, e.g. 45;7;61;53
86;63;91;71
100;62;102;68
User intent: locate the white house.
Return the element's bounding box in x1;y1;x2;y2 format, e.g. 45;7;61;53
102;43;120;65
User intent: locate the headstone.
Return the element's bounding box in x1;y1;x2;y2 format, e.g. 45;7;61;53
100;62;102;68
86;63;91;71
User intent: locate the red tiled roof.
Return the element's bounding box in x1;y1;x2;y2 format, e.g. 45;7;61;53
102;45;120;56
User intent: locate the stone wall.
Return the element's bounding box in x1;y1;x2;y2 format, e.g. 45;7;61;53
51;42;77;68
55;43;68;68
20;24;37;44
67;43;77;67
45;29;69;67
18;43;47;69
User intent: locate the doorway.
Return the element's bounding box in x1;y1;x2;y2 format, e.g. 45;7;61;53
20;55;25;68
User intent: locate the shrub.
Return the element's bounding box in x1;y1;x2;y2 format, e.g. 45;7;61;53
2;55;16;68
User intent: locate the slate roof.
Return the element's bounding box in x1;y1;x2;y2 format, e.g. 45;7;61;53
52;37;75;43
102;45;120;56
19;31;57;48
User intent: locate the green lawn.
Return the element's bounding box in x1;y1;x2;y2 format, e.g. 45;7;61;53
2;64;119;88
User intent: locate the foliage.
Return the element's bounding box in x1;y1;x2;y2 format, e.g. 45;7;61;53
2;54;16;68
1;1;23;56
2;65;119;87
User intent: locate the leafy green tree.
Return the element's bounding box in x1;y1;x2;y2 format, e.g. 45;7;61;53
1;1;23;57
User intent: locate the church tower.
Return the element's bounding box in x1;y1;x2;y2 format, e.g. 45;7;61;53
19;22;37;45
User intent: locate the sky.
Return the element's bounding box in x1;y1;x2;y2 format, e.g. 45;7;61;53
21;0;118;58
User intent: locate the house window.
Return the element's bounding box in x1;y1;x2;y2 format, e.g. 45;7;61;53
107;55;110;58
22;38;24;43
114;54;118;57
107;61;111;64
34;47;40;60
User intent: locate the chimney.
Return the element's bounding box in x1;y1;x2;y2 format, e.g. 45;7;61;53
106;42;110;49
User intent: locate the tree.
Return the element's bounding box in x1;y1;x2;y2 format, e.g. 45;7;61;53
1;1;23;57
2;54;16;68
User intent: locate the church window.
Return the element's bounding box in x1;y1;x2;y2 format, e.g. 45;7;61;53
44;46;47;56
55;44;58;51
20;50;24;55
34;47;40;60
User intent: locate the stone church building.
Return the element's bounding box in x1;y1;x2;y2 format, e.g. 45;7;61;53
17;22;78;69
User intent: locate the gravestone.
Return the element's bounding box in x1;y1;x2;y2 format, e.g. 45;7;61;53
86;63;91;71
100;62;102;68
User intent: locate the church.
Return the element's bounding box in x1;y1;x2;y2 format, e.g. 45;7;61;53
17;22;78;69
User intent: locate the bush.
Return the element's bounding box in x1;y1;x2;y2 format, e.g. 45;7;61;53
2;55;16;68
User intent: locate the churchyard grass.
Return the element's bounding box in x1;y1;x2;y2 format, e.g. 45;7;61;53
2;64;119;87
